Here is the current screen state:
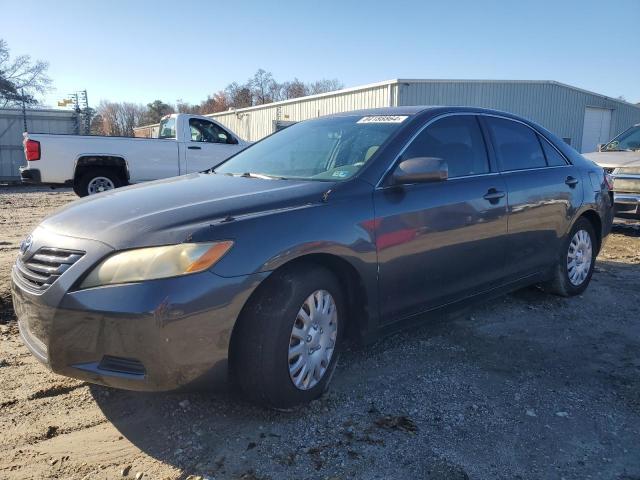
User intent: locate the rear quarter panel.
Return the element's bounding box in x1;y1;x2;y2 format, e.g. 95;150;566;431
542;128;614;241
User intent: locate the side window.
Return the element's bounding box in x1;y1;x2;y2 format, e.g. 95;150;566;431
539;136;568;166
401;115;489;178
188;119;234;144
486;117;546;171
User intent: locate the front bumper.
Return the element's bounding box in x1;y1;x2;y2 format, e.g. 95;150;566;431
11;227;267;391
613;192;640;214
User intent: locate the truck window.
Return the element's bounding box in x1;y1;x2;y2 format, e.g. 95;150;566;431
604;125;640;152
158;117;176;139
189;118;236;144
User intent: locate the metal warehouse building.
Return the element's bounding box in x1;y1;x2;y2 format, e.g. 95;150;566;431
138;79;640;154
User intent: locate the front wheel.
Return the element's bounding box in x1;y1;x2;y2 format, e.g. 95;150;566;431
545;217;597;296
230;264;344;409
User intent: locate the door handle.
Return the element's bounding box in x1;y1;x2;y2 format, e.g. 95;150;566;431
565;176;579;187
483;188;505;203
188;146;201;150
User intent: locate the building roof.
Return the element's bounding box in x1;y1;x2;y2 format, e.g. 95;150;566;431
213;78;640;117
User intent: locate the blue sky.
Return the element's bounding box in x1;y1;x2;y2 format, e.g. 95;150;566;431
2;0;638;107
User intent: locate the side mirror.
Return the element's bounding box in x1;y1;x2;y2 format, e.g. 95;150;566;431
391;157;448;185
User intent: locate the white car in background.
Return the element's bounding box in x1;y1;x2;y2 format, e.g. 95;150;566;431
20;114;249;197
584;123;640;217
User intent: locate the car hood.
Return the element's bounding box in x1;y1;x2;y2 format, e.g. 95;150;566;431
583;151;640;169
40;173;335;249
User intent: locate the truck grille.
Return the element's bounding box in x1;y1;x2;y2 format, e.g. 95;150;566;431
15;247;84;291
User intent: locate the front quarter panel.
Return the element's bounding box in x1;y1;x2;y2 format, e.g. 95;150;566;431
210;180;377;277
207;180;379;328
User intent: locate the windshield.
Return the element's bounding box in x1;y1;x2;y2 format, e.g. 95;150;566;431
604;125;640;151
215;115;407;181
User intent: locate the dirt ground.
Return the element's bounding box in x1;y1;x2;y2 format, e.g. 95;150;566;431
1;186;639;480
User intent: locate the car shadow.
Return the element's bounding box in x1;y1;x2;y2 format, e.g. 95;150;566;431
88;258;640;479
612;218;640;237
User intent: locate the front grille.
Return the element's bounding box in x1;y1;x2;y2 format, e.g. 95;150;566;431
15;247;84;291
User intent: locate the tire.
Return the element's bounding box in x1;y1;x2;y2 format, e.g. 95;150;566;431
230;264;345;409
74;168;123;197
545;217;597;297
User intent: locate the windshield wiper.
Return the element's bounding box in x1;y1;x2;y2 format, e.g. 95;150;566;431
240;172;288;180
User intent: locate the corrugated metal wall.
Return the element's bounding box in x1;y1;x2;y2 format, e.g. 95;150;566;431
398;80;640;151
208;82;393;141
0;108;77;181
132;79;640;152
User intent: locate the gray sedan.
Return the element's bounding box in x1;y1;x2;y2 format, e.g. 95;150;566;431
11;107;613;408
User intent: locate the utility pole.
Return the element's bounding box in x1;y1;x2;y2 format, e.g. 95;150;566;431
58;90;91;134
21;89;27;132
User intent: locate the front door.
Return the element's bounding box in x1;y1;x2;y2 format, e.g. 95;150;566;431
185;118;244;173
374;114;508;323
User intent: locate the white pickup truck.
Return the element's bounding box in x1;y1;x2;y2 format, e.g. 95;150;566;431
20;113;249;196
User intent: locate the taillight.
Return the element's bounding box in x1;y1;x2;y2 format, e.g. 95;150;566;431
24;139;41;161
604;172;614;190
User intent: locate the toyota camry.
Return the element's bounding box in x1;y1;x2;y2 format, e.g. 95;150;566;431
12;107;613;408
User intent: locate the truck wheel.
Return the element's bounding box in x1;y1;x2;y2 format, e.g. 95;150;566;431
74;169;123;197
230;264;344;409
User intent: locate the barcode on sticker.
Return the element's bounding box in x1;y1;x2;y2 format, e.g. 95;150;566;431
357;116;408;124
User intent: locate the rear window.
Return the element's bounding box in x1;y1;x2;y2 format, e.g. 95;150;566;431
486;117;546;171
158;117;176;139
539;136;568;166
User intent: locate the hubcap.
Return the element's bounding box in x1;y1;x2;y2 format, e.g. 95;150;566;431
288;290;338;390
567;229;593;286
87;176;115;195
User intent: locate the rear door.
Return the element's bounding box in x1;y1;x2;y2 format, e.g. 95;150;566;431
481;115;583;279
374;114;509;322
184;118;244;173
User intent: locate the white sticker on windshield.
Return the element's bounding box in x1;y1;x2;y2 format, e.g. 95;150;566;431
357;115;408;124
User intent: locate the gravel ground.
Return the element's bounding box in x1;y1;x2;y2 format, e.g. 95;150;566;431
1;185;639;480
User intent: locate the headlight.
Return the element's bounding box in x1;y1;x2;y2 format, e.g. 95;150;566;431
80;241;233;288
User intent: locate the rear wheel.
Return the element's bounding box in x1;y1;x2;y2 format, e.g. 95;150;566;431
545;217;596;296
74;169;123;197
230;264;344;409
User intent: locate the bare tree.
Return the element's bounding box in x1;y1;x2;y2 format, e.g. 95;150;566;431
175;99;200;114
225;82;253;108
249;69;276;105
0;39;52;107
97;101;146;137
280;78;308;100
307;79;343;95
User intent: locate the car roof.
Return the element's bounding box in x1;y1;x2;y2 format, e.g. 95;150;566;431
327;106;431;117
326;105;531;120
